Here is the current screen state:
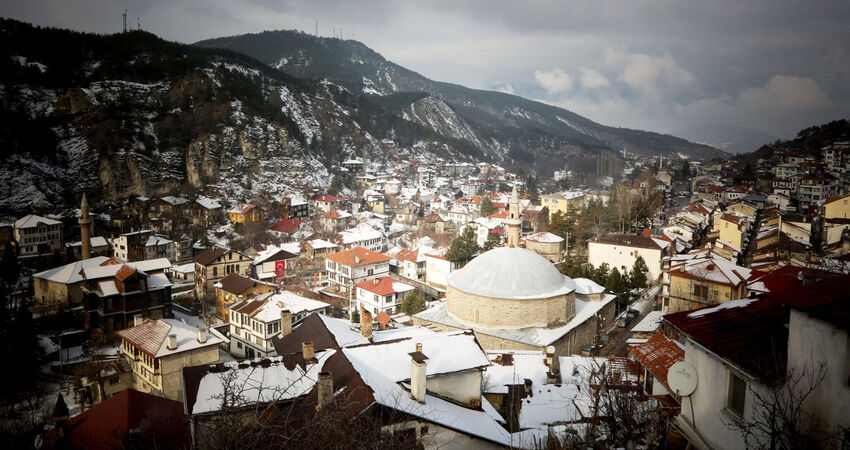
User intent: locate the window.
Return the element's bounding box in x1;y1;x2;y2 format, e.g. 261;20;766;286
693;285;709;299
727;371;747;418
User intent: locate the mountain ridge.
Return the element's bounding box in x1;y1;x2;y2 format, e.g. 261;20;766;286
195;29;729;162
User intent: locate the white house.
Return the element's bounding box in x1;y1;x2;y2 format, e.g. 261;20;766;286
14;214;63;257
228;290;330;359
664;277;850;450
324;246;391;294
586;233;669;282
355;276;416;316
424;247;455;290
338;223;385;252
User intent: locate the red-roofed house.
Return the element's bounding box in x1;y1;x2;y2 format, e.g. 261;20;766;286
269;218;302;236
44;389;190;450
324;247;391;294
311;193;346;212
355;276;417;315
628;331;684;399
117;318;222;400
664;276;850;450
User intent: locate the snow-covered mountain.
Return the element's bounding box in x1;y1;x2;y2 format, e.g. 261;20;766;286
196;30;728;162
0;20;725;215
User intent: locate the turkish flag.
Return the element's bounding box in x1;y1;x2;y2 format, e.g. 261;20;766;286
275;260;286;276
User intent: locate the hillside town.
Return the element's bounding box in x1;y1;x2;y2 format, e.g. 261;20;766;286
1;129;849;449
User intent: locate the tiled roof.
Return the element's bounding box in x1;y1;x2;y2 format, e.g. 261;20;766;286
194;247;227;266
591;233;664;250
664;298;788;383
325;246;390;267
228;202;258;215
628;332;684;394
218;273;256;294
117;319;172;357
311;193;346;202
44;389;189;449
356;276;415;296
269;218;301;233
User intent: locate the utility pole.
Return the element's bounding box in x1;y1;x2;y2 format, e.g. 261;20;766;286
315;19;318;36
122;9;127;33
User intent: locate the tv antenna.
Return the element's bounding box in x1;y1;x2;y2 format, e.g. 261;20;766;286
122;9;127;33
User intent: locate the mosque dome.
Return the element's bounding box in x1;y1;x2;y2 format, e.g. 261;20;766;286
448;247;575;300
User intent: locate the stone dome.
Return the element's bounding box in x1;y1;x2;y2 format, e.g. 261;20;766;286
448;247;576;300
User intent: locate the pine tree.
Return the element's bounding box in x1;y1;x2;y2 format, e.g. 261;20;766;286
401;291;426;316
479;196;495;217
629;255;649;289
482;232;502;251
446;227;481;268
592;262;610;286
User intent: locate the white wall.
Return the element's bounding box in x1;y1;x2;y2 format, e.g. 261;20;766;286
425;256;452;289
426;369;482;408
787;310;850;439
587;242;662;281
679;341;767;450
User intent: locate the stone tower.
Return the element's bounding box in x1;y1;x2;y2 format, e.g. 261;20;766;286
506;179;522;247
79;193;91;260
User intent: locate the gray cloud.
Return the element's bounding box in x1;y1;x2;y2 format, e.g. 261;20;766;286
1;0;848;138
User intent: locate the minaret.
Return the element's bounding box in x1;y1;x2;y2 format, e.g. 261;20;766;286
507;178;522;248
79;193;91;260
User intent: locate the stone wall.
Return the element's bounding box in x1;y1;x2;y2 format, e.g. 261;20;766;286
446;287;573;329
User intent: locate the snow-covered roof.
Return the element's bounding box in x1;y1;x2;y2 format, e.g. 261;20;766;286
524;232;564;243
343;330;490;381
307;239;339;250
66;236;109;248
195;196;221;210
448;247;575;300
630;310;665;333
145;235;172;247
171;262;195;274
572;278;605;296
15;214;61;229
415;294;616;347
318;315;434;347
190;349;335;415
342;340;510;446
34;256;111;284
687;298;758;319
339;223;384;245
254;291;330;322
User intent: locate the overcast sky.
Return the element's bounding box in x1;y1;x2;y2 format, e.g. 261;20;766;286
4;0;849;138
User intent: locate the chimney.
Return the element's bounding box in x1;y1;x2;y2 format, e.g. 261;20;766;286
280;309;292;337
410;351;427;404
547;352;561;385
523;378;534;397
316;371;333;410
167;334;177;350
415;343;422;353
545;345;555;368
360;307;373;341
133;314;143;327
302;341;315;361
197;328;207;344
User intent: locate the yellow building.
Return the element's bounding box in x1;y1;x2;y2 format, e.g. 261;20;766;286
541;191;584;216
667;257;749;313
824;194;850;219
214;273;276;321
725;201;757;220
117;317;222;401
712;213;745;250
227;203;264;225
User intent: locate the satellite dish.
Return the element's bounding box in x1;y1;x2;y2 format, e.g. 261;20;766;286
667;361;698;396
